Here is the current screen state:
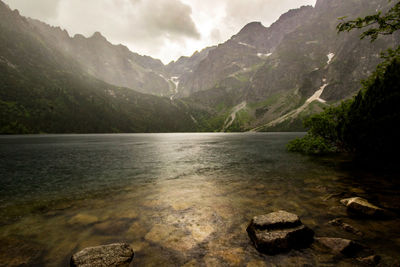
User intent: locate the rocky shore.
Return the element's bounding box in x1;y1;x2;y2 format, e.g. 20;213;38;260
243;196;389;266
71;195;390;266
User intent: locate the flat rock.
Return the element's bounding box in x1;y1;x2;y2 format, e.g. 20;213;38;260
251;210;301;230
70;243;134;267
340;197;384;217
247;210;314;254
316;237;362;256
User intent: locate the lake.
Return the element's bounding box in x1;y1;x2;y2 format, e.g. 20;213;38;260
0;133;399;266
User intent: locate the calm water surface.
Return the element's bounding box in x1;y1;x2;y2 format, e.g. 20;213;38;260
0;133;399;266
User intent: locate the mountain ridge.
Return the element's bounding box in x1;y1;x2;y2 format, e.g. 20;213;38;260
1;0;399;133
0;0;199;134
27;18;174;97
176;0;399;131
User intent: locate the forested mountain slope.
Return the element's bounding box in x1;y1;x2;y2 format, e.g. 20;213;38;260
0;1;197;133
1;0;398;133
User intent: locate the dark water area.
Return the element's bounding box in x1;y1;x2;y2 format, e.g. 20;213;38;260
0;133;399;266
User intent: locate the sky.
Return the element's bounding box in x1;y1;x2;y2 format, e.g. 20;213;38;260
3;0;316;64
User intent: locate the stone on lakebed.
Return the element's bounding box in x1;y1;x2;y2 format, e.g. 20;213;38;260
340;197;385;217
246;210;314;254
315;237;362;256
70;243;134;267
357;255;381;265
328;218;363;236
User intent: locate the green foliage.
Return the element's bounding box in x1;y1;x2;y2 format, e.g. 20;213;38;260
303;101;351;149
286;101;350;154
337;0;400;41
287;134;336;155
226;109;252;132
341;58;400;159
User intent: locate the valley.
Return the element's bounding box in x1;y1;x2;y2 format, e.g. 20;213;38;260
1;0;398;133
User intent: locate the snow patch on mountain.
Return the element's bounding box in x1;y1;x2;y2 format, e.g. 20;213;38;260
257;53;272;59
327;53;335;64
171;76;180;92
222;101;247;132
238;42;256;49
250;82;328;131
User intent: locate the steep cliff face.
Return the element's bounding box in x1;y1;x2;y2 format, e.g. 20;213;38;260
28;19;173;96
166;46;216;77
249;0;399;102
174;6;314;97
179;0;399;132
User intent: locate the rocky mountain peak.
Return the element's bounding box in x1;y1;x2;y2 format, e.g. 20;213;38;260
90;31;107;41
237;22;266;35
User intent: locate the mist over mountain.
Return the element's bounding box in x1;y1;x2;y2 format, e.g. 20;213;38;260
0;0;398;133
28;19;174;97
0;1;197;133
176;0;399;131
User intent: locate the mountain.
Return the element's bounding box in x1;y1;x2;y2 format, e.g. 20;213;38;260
171;6;314;98
177;0;399;132
166;46;216;78
27;19;174;97
1;0;398;133
0;1;197;133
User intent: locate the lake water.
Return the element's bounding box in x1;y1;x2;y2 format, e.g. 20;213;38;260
0;133;399;266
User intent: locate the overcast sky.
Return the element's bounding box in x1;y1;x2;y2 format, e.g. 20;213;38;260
4;0;316;63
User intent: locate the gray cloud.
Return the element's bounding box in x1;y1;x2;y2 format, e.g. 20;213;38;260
138;0;200;39
5;0;61;19
3;0;316;63
210;29;221;43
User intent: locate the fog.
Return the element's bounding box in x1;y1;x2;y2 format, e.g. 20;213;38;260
4;0;316;63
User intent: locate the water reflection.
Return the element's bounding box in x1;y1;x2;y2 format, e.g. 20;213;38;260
0;133;399;266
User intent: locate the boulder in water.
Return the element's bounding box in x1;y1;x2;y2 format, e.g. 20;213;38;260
340;197;385;217
246;210;314;254
70;243;134;267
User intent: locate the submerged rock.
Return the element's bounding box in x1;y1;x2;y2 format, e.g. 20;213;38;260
68;214;99;226
70;243;134;267
247;210;314;254
315;237;362;256
340;197;384;217
357;255;381;265
0;237;44;267
328;218;363;236
144;224;196;251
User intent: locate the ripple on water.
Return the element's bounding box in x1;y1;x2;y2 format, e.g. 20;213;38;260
0;133;400;266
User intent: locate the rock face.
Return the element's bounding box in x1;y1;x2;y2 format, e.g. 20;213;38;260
70;243;134;267
316;237;362;256
340;197;384;217
247;210;314;254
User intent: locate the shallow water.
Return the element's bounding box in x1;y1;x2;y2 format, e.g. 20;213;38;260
0;133;399;266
